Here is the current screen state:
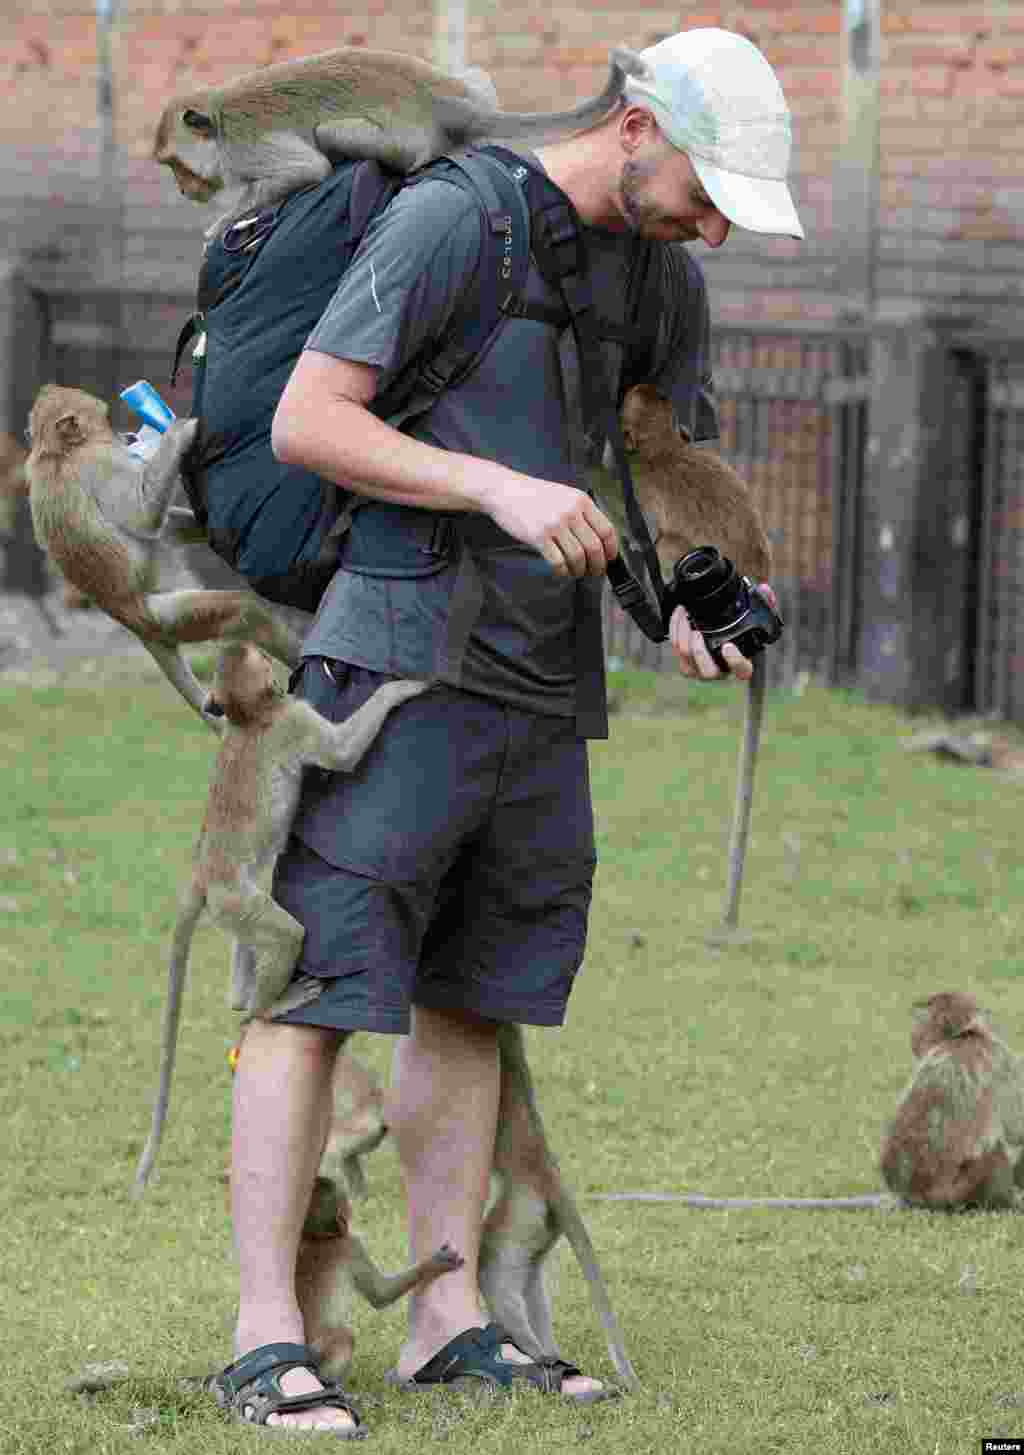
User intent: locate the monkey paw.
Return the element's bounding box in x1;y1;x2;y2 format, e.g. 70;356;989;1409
430;1243;465;1273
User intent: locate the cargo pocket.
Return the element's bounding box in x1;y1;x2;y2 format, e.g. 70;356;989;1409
291;656;353;723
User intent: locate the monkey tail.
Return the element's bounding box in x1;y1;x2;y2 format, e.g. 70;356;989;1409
141;641;221;732
497;1025;640;1390
132;892;204;1198
551;1181;641;1389
456;46;648;142
720;651;766;931
588;1192;895;1210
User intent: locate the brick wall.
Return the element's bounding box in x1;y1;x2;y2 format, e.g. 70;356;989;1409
1;0;1021;326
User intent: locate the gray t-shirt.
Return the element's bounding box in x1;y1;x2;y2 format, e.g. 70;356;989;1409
300;155;718;733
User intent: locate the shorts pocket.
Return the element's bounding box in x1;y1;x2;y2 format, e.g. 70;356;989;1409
292;657;353;724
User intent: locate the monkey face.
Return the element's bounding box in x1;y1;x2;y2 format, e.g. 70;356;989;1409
27;385;109;458
153;105;224;201
620;384;672;455
166;158;222;202
910;991;983;1057
211;642;280;720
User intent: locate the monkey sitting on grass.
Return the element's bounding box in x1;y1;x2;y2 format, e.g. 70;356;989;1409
880;991;1024;1210
592;993;1024;1214
153;45;649;236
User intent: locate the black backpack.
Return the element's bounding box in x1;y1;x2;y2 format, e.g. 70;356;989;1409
173;145;667;618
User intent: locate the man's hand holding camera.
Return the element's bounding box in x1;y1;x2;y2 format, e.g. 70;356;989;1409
670;583;779;683
663;546;782;682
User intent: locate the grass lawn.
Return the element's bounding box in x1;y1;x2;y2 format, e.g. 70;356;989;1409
4;654;1024;1453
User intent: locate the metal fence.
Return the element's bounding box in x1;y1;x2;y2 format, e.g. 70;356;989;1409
956;333;1024;723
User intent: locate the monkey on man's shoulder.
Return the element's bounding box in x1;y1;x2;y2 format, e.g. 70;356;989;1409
153;45;648;235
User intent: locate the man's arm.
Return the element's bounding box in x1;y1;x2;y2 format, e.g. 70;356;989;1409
272;351;618;581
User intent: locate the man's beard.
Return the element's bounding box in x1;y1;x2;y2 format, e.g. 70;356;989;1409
620;157;660;232
620;157;697;240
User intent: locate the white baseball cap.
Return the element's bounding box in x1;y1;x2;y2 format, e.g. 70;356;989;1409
623;29;804;239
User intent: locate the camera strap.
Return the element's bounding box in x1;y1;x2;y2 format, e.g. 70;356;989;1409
485;146;671;644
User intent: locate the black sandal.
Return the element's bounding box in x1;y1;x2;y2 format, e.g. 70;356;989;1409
386;1323;617;1404
207;1342;366;1437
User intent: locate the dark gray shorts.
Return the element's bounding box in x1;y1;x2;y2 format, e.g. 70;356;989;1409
269;660;596;1034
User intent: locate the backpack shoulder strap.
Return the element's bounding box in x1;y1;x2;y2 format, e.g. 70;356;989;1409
497;150;667;639
372;145;534;425
372;147;657;422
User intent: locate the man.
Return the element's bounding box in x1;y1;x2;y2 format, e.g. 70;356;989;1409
214;28;803;1433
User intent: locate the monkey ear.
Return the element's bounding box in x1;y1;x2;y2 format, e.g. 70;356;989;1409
182;108;216;136
54;412;87;449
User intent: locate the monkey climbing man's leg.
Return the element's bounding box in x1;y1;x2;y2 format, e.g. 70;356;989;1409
388;1005;606;1399
208;886;306;1016
344;1232;465;1310
316;679;431;773
479;1182;559;1359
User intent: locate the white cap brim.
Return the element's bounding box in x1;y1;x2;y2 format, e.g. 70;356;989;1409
692;154;805;239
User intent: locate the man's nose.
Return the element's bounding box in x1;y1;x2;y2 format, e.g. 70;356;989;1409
698;209;731;248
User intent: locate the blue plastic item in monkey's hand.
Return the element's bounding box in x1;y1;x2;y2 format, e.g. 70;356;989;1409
120;380;177;459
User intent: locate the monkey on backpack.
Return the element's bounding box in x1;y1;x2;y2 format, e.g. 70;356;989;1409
153;45;648;236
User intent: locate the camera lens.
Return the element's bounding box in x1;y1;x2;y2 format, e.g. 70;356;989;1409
676;546;729;590
670;547;748;634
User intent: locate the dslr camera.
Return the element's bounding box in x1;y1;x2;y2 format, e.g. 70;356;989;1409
661;546;783;670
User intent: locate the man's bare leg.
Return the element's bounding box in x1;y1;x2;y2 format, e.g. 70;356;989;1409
231;1018;359;1432
388;1005;603;1397
389;1005;500;1372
